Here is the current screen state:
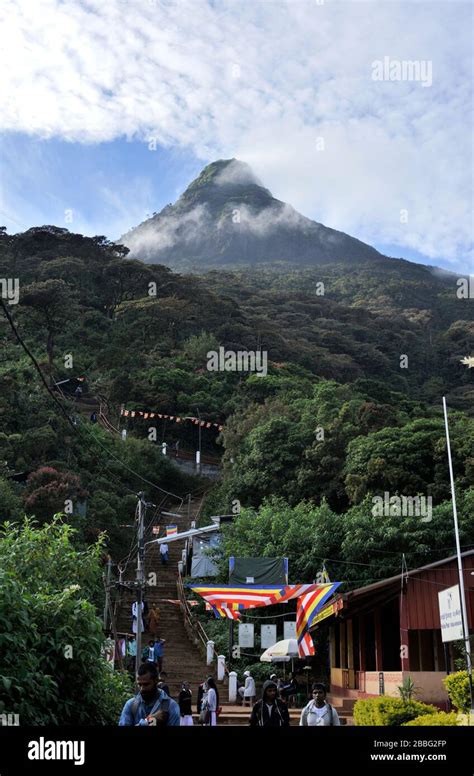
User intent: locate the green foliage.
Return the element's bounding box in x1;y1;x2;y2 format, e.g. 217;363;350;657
398;675;419;701
1;224;473;578
23;466;87;523
403;712;459;726
217;498;342;583
0;519;132;724
344;416;472;505
0;477;22;522
353;697;437;726
443;671;471;714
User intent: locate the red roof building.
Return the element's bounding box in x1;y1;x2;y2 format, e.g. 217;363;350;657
310;550;474;706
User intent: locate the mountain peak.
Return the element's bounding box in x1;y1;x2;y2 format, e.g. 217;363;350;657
180;158;271;205
120;159;381;270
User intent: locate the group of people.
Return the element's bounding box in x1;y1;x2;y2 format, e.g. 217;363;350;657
142;638;166;673
237;671;299;707
118;660;340;727
119;663;219;727
249;678;340;727
131;600;161;635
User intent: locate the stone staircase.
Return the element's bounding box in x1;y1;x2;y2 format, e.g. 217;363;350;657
114;496;213;700
327;695;356;726
112;496;355;725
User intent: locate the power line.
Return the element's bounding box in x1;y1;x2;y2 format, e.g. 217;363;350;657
0;298;76;429
1;300;187;502
73;413;184;503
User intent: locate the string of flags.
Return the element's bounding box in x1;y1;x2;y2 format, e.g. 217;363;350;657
151;525;178;537
121;407;223;431
189;582;341;657
205;602;244;620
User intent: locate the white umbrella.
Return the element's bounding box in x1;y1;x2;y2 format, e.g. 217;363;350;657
260;638;299;663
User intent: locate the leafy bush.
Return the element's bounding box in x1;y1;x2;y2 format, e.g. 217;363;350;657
397;675;419;701
0;518;132;724
354;697;437;726
443;671;470;714
403;712;459;726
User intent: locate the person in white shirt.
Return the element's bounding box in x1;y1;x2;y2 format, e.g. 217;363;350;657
131;601;144;634
203;676;219;726
160;543;169;565
300;683;340;727
238;670;256;706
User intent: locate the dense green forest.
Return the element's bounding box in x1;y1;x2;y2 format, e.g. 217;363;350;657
0;225;473;586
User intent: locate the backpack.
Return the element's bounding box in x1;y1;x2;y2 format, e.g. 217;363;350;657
131;694;170;727
302;702;334;726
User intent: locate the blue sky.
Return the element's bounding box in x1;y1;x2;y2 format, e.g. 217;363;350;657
0;0;472;274
0;133;203;240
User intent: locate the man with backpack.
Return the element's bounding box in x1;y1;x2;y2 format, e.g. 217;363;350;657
249;680;290;727
118;662;180;726
299;683;340;726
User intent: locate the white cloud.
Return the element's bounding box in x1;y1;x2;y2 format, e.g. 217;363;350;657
0;0;472;268
123;202;211;257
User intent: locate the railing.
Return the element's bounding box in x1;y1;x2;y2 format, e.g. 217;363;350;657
167;446;221;467
176;569;215;656
176;566;227;681
98;400;121;435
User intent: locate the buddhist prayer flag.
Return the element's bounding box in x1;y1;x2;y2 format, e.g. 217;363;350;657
188;584;290;609
299;632;315;657
121;407;223;431
188;582;340;616
211;603;242;620
296;582;341;657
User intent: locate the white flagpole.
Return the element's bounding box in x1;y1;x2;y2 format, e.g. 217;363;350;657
442;397;473;712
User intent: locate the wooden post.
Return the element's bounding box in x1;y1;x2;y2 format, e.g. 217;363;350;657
399;591;410;671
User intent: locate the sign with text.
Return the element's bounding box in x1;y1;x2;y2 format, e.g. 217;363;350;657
312;599;343;626
261;624;277;649
238;623;255;648
438;585;463;642
283;621;296;640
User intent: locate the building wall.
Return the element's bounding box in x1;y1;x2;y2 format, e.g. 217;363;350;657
330;670;448;706
365;671;402;697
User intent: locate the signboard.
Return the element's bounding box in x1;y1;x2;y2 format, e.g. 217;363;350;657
438;585;464;642
261;624;277;649
238;623;255;648
312;599;343;626
284;620;296;640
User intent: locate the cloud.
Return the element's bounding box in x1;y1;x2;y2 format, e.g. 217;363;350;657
123;203;211;257
0;0;472;268
227;202;311;238
215;160;263;188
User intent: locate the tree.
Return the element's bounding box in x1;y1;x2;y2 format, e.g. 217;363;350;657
0;519;131;724
23;467;87;523
20;280;76;381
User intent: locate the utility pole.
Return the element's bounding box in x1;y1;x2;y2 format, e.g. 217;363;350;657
442;397;473;711
196;407;201;474
135;491;147;675
103;555;112;630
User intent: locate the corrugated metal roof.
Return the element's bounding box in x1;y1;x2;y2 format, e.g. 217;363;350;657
311;550;474;630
